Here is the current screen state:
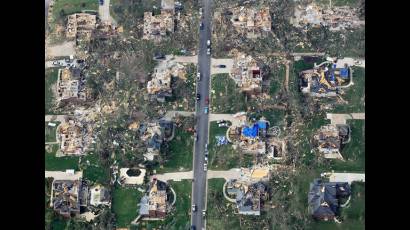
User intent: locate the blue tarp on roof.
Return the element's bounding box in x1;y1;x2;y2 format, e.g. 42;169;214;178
242;124;259;138
257;121;267;129
340;68;349;78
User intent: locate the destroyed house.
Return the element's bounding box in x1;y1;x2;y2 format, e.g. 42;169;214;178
308;179;351;220
140;121;173;161
66;13;96;43
299;62;351;97
314;124;351;156
230;53;263;94
143;8;174;41
226;180;267;215
147;60;186;102
230;6;271;38
58;119;85;155
57;68;86;102
51;180;86;218
139;179;169;219
89;185;111;207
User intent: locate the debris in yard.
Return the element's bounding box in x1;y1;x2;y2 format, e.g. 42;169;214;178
216;135;228;146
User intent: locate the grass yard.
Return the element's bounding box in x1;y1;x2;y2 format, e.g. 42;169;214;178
211;74;247;113
52;0;98;21
45;144;79;171
327;120;365;172
143;180;192;230
332;67;365;113
208;122;240;170
269;63;286;97
157;127;193;173
82;153;111;185
166;64;197;112
206;179;240;230
45;122;60;142
112;186;143;228
308;182;365;230
45;68;59;114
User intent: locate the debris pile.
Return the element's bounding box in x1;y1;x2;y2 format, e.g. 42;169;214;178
215;135;228;146
66;13;97;44
230;6;272;38
313;124;351;159
292;4;365;31
147;58;187;102
230;51;264;95
143;1;175;41
56;67;86;103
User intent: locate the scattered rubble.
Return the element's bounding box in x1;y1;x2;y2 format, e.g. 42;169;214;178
138;178;172;220
313;124;351;160
229;6;272;38
226;179;268;215
66;13;97;45
230;50;264;95
143;1;175;41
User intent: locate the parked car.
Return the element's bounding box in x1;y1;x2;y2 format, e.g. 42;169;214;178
207;48;211;55
205;97;209;105
200;22;204;30
192;205;197;212
154;52;165;60
218;123;229;128
99;0;104;5
204;163;208;171
196;93;201;101
197;72;201;81
194;133;198;142
217;120;226;124
191;225;196;230
204;155;208;162
202;210;206;216
217;64;226;68
52;61;59;66
204;107;208;114
205;143;208;151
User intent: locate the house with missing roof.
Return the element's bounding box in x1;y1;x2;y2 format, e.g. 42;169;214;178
226;179;268;215
139;179;170;220
308;178;351;221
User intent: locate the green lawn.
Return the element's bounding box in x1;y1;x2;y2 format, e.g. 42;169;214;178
206;179;240;230
308;182;365;230
82;153;111;185
45;68;59;114
45;144;79;171
208;122;240;170
112;186;143;228
45;122;60;142
211;74;247;113
269;64;286;97
143;180;192;230
52;0;98;21
332;67;365;113
166;64;197;112
327;120;365;172
157;127;193;173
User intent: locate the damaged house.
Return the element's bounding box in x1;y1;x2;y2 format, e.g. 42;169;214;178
139;179;171;220
229;6;271;38
230;52;264;95
143;0;175;41
228;118;268;154
66;13;97;44
139;120;174;161
308;178;351;221
292;3;365;31
89;184;111;207
56;67;86;103
313;124;351;159
58;118;93;156
50;179;88;218
226;180;268;215
299;61;352;97
147;58;187;102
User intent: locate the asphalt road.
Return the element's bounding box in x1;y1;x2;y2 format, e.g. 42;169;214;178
191;0;212;229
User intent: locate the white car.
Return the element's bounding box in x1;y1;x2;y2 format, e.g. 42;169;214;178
204;156;208;162
207;48;211;55
197;72;201;81
207;40;211;47
204;163;207;171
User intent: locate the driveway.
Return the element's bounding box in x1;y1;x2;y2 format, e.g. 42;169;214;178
45;170;83;180
209;113;245;126
99;0;116;24
163;110;195;121
47;41;76;58
326;113;365;125
150;168;241;182
151;171;193;182
325;172;365;184
210;58;233;74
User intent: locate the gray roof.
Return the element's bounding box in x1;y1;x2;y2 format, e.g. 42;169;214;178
139;195;150;215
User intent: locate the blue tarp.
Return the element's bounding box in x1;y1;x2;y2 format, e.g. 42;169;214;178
242;124;259;138
257;121;267;129
340;68;349;78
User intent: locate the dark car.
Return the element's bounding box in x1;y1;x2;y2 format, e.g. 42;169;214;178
191;225;196;230
200;22;204;30
154;52;165;60
196;93;201;101
205;97;209;105
99;0;104;5
217;64;226;68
